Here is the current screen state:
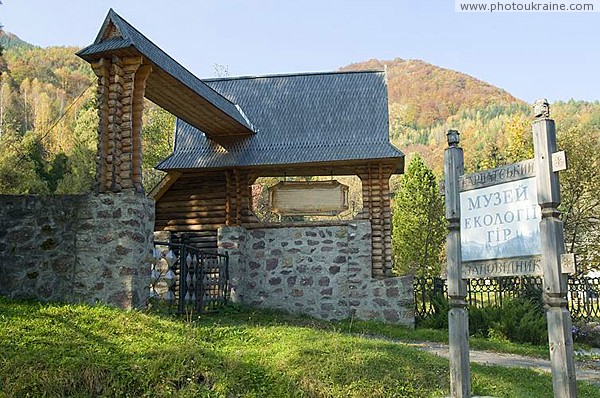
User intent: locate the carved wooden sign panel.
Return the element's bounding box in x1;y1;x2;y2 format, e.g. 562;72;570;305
269;180;349;216
455;159;545;278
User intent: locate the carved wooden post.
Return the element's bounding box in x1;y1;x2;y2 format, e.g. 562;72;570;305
444;130;471;398
532;99;577;397
131;63;152;192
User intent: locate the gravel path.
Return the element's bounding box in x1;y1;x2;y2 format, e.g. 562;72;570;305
406;341;600;386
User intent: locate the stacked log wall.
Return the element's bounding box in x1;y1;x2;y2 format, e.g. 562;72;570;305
358;163;394;278
155;170;258;250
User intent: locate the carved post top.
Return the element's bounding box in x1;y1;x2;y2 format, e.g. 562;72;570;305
446;129;460;147
533;98;550;119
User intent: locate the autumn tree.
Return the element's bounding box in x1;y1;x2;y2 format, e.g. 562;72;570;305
504;114;533;163
392;155;446;277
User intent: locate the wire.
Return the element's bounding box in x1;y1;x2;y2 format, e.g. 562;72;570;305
38;80;95;148
6;80;96;164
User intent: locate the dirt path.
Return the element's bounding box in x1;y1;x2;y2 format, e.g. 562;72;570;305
406;341;600;386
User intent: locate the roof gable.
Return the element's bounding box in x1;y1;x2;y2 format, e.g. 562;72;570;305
77;9;255;144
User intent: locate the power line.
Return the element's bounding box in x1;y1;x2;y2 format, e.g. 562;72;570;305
3;80;96;164
38;80;95;148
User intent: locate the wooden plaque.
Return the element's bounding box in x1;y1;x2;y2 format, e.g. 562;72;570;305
269;180;349;216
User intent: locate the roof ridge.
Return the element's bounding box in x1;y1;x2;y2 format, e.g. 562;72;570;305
202;69;385;83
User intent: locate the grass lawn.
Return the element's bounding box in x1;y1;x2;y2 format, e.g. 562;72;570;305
0;298;598;397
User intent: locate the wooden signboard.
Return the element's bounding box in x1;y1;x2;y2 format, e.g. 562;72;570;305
445;100;578;398
459;160;542;278
269;180;349;216
462;253;576;279
458;159;575;278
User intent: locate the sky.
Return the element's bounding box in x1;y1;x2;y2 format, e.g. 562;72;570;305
1;0;599;103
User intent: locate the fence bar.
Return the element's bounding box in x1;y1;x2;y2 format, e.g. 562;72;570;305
414;275;599;323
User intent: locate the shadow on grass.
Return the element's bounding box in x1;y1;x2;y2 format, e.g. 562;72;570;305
0;299;332;397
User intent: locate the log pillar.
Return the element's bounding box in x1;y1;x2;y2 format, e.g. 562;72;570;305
225;169;259;225
358;163;393;278
91;56;152;193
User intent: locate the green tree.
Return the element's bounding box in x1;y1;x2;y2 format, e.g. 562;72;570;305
55;104;97;194
0;131;48;194
392;155;446;277
141;103;175;191
558;124;600;271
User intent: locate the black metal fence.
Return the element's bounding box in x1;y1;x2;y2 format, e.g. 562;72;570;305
151;241;229;314
415;275;600;322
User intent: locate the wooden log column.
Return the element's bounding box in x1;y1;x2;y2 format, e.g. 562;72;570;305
91;58;110;192
225;169;259;225
91;56;152;193
359;163;394;278
131;62;152;192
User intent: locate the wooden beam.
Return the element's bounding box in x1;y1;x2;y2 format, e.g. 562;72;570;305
148;171;182;201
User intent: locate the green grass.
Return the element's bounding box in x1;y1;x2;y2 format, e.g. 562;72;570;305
0;298;598;398
335;318;553;359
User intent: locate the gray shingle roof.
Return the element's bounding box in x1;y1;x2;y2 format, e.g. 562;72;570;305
76;9;254;138
157;71;404;172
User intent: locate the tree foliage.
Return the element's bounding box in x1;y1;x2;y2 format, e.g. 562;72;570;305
392;155;446;277
141;103;175;191
0;40;177;196
558;123;600;271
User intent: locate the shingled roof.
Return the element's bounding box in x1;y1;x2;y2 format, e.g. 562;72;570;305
157;71;404;174
77;9;254;143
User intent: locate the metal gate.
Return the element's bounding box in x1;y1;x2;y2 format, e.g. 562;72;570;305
150;241;229;313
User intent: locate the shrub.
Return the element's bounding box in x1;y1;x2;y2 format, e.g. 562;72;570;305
572;321;600;348
417;293;449;329
418;294;548;346
491;297;548;345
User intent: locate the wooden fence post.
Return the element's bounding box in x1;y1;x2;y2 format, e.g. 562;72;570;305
444;130;471;398
532;99;577;397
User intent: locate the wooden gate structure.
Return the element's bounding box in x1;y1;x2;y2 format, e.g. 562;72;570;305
77;9;405;277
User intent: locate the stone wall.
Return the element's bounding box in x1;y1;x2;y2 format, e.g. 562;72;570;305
0;195;80;302
218;221;414;327
0;193;154;309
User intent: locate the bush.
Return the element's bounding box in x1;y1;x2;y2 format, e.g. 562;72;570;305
488;297;548;345
417;293;449;329
572;321;600;348
418;293;548;346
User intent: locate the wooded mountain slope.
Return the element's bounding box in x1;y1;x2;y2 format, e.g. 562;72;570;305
341;58;521;129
